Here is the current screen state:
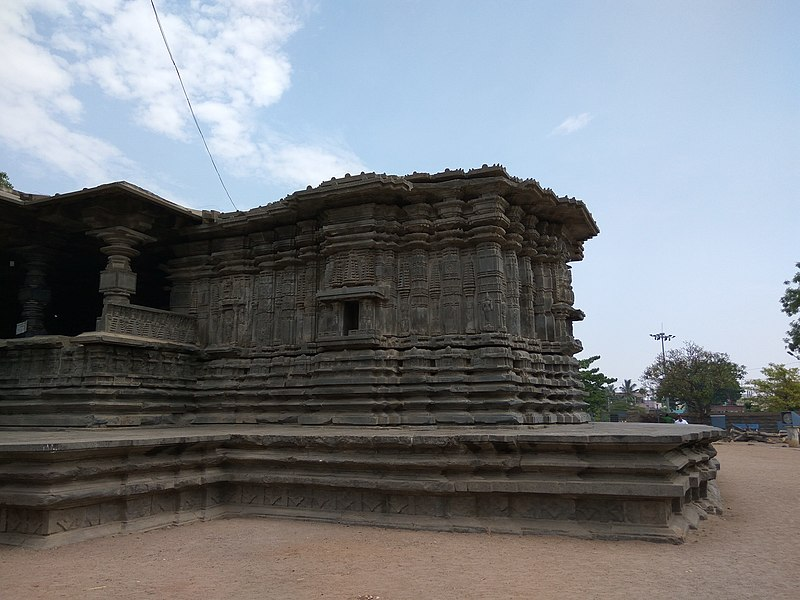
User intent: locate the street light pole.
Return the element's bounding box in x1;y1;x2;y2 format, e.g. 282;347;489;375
650;331;675;412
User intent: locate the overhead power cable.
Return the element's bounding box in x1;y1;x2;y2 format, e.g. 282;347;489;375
150;0;239;211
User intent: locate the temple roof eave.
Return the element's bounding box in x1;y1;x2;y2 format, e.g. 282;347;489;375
0;182;205;253
207;166;599;243
21;181;204;221
1;167;599;248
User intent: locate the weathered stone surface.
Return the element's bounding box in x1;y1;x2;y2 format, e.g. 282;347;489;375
0;169;724;547
0;167;598;427
0;424;722;547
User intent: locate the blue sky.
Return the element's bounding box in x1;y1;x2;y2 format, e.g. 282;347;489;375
1;0;798;384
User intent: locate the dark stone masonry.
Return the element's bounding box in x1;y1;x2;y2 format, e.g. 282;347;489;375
0;166;722;546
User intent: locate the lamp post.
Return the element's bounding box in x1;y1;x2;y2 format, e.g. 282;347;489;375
650;331;675;412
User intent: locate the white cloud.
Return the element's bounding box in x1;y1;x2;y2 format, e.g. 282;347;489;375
2;104;131;184
551;112;593;135
263;140;366;189
0;1;125;184
0;0;366;195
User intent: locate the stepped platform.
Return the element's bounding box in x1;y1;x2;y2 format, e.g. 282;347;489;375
0;423;722;548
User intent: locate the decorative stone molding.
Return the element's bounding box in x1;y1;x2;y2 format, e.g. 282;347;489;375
97;303;198;344
0;424;723;548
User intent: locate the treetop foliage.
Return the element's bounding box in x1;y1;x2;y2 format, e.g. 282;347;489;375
578;355;616;419
748;363;800;412
781;262;800;358
619;379;639;401
641;341;745;417
0;171;12;190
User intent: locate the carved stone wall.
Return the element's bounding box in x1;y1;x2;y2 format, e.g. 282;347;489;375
98;303;197;344
0;167;597;427
0;335;196;427
160;167;597;426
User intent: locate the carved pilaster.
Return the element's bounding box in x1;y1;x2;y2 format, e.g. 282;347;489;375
504;250;521;336
397;254;411;335
375;249;396;333
409;249;428;333
475;242;505;332
532;258;555;341
440;248;462;334
532;224;573;342
519;255;536;337
462;251;476;333
429;253;442;335
277;269;296;345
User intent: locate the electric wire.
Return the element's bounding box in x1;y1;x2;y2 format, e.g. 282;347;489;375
150;0;239;211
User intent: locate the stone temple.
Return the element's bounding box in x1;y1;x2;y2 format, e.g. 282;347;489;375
0;165;721;547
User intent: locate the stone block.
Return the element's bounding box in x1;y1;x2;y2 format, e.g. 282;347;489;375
388;495;412;515
412;495;446;518
575;499;626;523
510;495;576;521
624;500;670;526
125;495;153;520
477;494;510;517
447;495;478;518
361;491;384;514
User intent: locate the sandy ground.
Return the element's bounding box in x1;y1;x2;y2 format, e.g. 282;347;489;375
1;442;798;600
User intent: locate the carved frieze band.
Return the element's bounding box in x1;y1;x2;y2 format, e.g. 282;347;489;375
99;303;197;344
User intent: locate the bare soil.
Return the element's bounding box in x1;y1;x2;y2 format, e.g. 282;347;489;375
1;442;798;600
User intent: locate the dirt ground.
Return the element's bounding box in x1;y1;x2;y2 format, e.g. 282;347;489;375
1;442;798;600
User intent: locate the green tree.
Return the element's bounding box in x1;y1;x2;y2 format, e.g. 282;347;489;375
578;355;617;419
748;363;800;412
782;262;800;358
641;341;745;418
619;379;639;404
0;171;12;190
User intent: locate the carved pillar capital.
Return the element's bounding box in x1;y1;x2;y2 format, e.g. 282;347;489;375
88;226;155;305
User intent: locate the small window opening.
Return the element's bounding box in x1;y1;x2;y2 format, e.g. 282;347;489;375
343;301;359;335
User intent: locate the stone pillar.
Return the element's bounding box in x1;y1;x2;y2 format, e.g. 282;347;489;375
89;227;155;306
17;249;51;337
